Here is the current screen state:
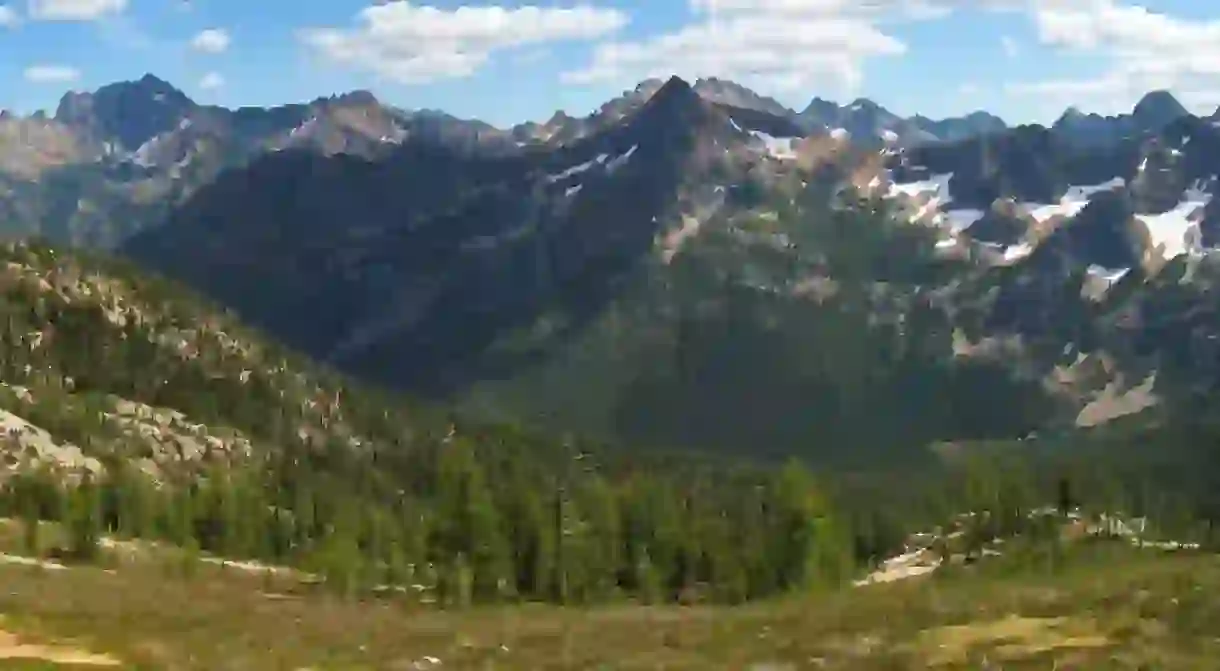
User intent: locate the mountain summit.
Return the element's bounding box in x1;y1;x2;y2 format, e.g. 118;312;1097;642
1132;90;1190;128
54;73;196;150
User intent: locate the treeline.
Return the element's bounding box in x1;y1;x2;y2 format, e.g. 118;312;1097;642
7;403;1220;610
7;426;1218;608
0;436;856;606
843;440;1220;566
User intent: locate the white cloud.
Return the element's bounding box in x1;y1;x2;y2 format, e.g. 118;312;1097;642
562;0;1012;99
190;27;230;53
0;4;18;26
27;0;125;21
198;71;224;89
23;64;81;83
1006;0;1220;116
299;2;628;84
1000;35;1019;58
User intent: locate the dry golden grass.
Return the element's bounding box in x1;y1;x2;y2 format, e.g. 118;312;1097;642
0;617;121;667
0;535;1217;669
916;615;1111;666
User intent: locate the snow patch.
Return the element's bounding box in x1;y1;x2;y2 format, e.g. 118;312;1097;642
1003;242;1033;262
749;130;800;160
1135;196;1208;259
1087;265;1130;283
1021;177;1125;223
889;171;954;203
288;117;318;139
546;153;609;183
943;209;985;233
1062;176;1125;201
1024;201;1089;223
829;127;850;140
605;144;637;173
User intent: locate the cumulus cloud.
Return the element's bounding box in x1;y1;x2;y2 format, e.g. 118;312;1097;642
298;2;628;84
198;71;224;89
23;64;81;83
27;0;125;21
0;4;18;26
190;27;230;53
1006;0;1220;115
561;0;1021;98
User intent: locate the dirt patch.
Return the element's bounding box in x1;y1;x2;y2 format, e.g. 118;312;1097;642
0;552;67;571
918;615;1110;665
0;621;121;666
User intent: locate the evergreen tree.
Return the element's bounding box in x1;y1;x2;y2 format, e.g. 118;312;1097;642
431;438;511;600
16;474;41;557
66;473;103;563
768;461;837;590
578;475;622;601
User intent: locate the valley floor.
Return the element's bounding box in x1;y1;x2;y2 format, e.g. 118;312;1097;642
0;536;1217;669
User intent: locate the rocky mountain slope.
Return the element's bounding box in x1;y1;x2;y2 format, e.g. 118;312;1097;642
119;78;1220;463
5;71;1220;463
125;77;798;389
0;237;463;486
0;74;515;247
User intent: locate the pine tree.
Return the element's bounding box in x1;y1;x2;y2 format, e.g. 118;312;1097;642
16;474;41;557
578;475;622;601
432;438;511;601
503;484;554;599
111;463;154;540
66;473;103;563
768;460;843;590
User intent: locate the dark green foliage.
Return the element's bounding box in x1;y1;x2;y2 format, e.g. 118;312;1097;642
65;472;103;562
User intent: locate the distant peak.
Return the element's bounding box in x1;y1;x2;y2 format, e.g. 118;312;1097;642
1132;89;1188;124
657;75;693;96
800;96;841;118
629;74;713;130
138;73;172;87
1136;89;1181;106
330;89;379;107
544;110;574;126
637;75;700;112
87;73;193;106
693;76;737;90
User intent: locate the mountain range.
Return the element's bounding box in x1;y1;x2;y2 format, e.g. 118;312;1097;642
6;72;1220;463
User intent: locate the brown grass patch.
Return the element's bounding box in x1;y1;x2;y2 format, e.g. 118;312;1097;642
918;614;1111;666
0;618;122;666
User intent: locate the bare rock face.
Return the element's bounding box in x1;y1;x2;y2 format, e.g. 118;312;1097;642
0;404;103;482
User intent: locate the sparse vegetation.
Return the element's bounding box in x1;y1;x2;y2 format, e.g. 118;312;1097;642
0;524;1216;669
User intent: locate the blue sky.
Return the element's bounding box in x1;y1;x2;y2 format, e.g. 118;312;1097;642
2;0;1219;127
